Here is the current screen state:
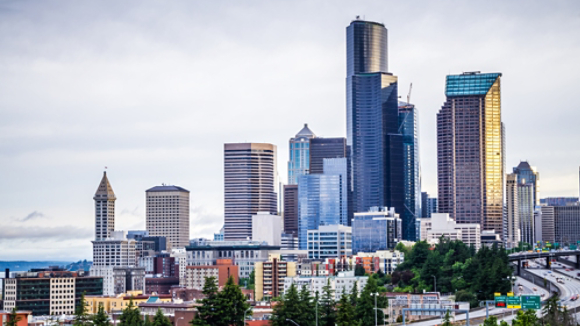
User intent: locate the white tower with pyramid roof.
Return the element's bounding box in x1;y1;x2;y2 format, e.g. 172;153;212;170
94;171;116;240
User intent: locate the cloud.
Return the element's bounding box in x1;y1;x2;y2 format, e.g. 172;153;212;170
21;211;47;222
0;225;93;242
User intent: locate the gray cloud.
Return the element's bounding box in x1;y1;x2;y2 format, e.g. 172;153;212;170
0;226;93;242
21;211;47;222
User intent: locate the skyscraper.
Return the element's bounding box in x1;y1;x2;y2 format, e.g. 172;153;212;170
288;124;315;185
421;192;437;218
146;185;190;249
513;161;540;206
399;101;421;240
309;138;347;174
505;173;521;248
224;143;278;241
437;72;504;235
94;171;116;241
511;162;539;245
346;19;404;232
283;185;298;236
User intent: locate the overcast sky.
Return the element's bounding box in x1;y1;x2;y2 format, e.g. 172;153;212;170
1;1;580;261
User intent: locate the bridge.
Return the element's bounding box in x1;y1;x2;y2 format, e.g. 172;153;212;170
508;250;580;275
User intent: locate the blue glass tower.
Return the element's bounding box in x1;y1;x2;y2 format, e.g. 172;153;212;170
288;124;316;185
298;158;348;250
398;102;422;240
346;19;405;237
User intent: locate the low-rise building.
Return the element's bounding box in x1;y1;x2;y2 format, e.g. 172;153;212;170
283;271;367;301
307;225;352;260
254;255;296;301
85;291;172;314
352;251;404;274
145;277;179;295
0;310;31;326
2;269;102;316
183;259;238;290
420;213;481;249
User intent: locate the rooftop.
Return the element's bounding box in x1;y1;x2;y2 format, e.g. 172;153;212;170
445;72;501;97
294;123;316;139
146;185;190;193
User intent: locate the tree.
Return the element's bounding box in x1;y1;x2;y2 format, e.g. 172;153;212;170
92;305;110;326
355;277;385;326
455;290;477;308
5;308;22;326
191;277;223;326
319;279;336;326
152;309;172;326
118;299;143;326
143;316;152;326
441;310;452;326
482;316;509;326
512;309;540;326
218;276;251;326
336;289;359;326
74;292;91;326
298;285;316;326
350;281;358;306
271;284;302;326
354;264;366;276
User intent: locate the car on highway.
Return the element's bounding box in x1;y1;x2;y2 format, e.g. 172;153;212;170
571;294;579;301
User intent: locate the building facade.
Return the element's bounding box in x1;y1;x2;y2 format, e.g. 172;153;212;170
283;271;367;301
437;72;504;236
534;206;555;243
421;192;437;218
346;19;404;225
420;213;481;249
398;101;421;241
505;173;521;249
554;206;580;244
309;138;348;175
352;207;402;253
288;124;316;185
183;259;238;290
252;212;282;246
94;171;116;241
307;225;352;260
146;185;190;249
224;143;278;241
283;185;299;236
254;256;296;301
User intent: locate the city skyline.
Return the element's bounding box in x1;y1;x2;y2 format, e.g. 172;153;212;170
2;1;580;260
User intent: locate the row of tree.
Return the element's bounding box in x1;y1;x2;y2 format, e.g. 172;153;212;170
270;275;387;326
394;238;513;306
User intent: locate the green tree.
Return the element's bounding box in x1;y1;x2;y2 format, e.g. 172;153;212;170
455;290;477;308
152;309;172;326
355;277;385;326
354;264;366;276
118;299;143;326
218;276;251;326
5;308;22;326
74;292;91;326
512;309;540;326
319;279;336;326
190;277;221;326
441;310;452;326
92;305;110;326
143;316;152;326
349;281;358;306
271;284;302;326
298;285;316;326
336;289;359;326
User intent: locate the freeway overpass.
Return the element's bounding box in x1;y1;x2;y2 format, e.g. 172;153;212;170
509;250;580;275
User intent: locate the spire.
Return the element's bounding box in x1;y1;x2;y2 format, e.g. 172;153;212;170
295;123;316;138
94;171;116;200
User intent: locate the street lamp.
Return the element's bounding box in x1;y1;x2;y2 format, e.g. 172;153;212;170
432;275;437;293
243;307;251;325
371;292;379;326
286;319;300;326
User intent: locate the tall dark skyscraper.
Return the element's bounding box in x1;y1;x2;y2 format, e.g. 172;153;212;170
437;72;505;236
346;19;405;237
399;101;421;240
309;138;347;174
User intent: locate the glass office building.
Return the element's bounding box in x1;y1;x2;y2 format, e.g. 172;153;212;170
298;158;348;250
399;101;421;240
513;161;540;206
346;19;404;225
288;124;316;185
307;224;352;259
352;207;402;253
437;72;505;235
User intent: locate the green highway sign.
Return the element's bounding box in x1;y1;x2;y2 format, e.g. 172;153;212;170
571;245;578;250
507;296;522;309
521;295;541;310
495;295;507;308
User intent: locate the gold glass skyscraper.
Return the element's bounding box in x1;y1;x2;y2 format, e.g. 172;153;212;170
437;72;504;236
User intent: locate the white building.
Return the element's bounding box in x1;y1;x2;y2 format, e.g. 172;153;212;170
171;248;188;284
252;212;282;246
354;250;405;274
506;173;521;249
146;185;190;249
420;213;481;249
307;225;352;260
284;271;367;300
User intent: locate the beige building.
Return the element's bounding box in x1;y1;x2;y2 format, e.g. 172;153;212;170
94;171;116;241
146;185;190;249
183;259;238;290
255;255;296;301
420;213;481;249
86;291;172;314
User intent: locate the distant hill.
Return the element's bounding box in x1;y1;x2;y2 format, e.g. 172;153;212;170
0;260;92;272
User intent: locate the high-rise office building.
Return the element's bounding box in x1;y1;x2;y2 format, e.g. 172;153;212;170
283;185;299;236
94;171;116;241
421;192;437;218
298;158;348;249
437;72;504;236
505;174;521;249
346;19;404;230
224;143;278;241
146;185;190;249
288;124;316;185
399;101;421;240
352;207;402;253
309;138;347;174
554;206;580;244
512;162;539;245
513;161;540;206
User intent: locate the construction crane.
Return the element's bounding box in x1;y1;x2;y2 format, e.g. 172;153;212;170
407;82;413;104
